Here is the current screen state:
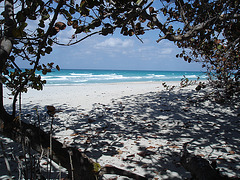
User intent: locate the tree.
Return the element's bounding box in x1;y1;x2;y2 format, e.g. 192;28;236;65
151;0;240;98
0;0;239;179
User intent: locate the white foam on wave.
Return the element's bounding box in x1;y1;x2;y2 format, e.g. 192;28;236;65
42;71;204;84
43;73;142;82
184;75;197;78
72;80;88;83
70;73;120;78
146;74;166;79
70;73;93;76
70;73;143;81
42;76;68;81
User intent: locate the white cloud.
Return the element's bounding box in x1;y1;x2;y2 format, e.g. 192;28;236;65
160;48;173;54
94;38;134;49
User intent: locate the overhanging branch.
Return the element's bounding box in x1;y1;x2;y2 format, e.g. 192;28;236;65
141;7;225;43
54;30;102;46
11;0;65;116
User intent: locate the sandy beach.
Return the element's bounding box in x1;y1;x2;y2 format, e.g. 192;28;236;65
3;81;179;112
1;81;240;179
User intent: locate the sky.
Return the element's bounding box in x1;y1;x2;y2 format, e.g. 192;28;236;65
38;29;203;71
10;0;204;72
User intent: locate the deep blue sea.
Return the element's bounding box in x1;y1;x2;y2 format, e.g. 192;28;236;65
40;69;206;85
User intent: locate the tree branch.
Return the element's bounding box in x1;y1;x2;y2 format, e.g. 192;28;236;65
156;16;217;42
141;5;226;43
54;30;102;46
33;0;64;72
175;0;192;29
11;0;65;116
4;0;15;37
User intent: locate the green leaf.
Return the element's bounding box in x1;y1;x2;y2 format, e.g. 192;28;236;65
12;23;27;37
16;11;26;22
93;162;101;173
70;0;75;6
12;28;22;38
56;65;60;71
128;29;134;36
147;22;154;29
92;19;101;27
27;46;34;53
48;39;53;46
217;44;222;50
61;9;72;19
37;28;44;36
28;15;37;20
45;46;52;54
40;50;45;56
20;23;28;30
69;7;75;14
42;14;50;21
42;69;47;75
80;0;86;8
80;7;90;16
38;20;45;28
37;65;42;71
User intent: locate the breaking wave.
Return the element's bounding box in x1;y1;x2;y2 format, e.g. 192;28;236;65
41;70;206;84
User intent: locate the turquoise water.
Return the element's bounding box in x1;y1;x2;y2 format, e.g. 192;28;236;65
40;69;206;85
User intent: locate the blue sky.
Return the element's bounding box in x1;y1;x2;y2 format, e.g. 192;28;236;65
39;29;203;71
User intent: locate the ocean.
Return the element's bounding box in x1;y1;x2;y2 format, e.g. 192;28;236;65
40;69;206;85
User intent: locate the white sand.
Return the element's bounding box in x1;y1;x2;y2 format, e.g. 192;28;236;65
3;81;179;112
1;81;240;179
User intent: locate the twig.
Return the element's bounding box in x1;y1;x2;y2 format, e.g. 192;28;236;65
16;156;23;179
68;150;74;180
58;162;62;180
47;150;49;179
53;30;101;46
27;145;33;179
0;138;13;180
19;92;22;127
49;116;54;179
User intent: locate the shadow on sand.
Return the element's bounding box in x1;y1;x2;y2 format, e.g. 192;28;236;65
1;87;240;179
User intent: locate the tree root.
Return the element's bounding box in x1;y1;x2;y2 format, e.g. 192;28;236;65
180;143;238;180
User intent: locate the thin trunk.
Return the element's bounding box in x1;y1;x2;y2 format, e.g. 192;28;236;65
1;0;14;116
4;0;15;36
